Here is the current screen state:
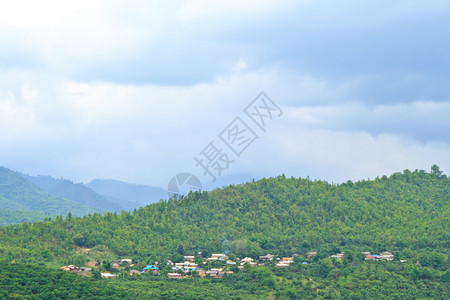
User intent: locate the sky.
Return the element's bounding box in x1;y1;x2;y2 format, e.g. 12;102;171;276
1;0;450;190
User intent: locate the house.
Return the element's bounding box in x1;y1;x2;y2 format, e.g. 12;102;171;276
64;265;91;274
129;270;140;275
173;262;198;271
184;262;198;271
240;257;256;266
101;273;117;278
275;257;294;267
281;257;294;263
379;251;394;261
167;273;182;279
79;267;91;272
365;255;376;260
184;256;195;262
226;260;236;265
330;253;345;259
142;265;159;273
307;252;317;259
67;265;77;271
208;254;228;261
112;263;120;269
120;259;132;265
259;254;274;261
276;263;290;267
206;269;225;278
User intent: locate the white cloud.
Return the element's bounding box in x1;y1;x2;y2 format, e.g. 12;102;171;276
0;0;449;188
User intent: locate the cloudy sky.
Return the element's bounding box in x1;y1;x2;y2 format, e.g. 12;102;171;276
1;0;449;190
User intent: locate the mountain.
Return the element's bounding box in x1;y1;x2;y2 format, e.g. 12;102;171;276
86;179;167;207
203;172;257;190
0;167;99;225
22;174;123;212
2;167;448;261
0;167;448;299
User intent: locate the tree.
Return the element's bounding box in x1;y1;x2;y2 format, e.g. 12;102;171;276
431;164;443;178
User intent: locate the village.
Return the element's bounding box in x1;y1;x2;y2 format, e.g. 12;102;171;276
61;250;396;279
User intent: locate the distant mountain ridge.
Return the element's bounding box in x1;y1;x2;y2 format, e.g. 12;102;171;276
22;174;123;212
0;166;171;225
86;179;167;207
0;167;99;225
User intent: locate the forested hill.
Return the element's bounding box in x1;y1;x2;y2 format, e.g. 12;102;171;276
0;167;448;266
0;167;99;225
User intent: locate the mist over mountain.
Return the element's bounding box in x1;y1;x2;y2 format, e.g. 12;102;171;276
0;166;448;298
0;167;98;225
86;179;167;207
22;174;122;212
0;166;183;225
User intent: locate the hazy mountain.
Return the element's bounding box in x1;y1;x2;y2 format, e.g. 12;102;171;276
22;174;122;212
203;172;257;190
0;167;448;298
0;166;99;224
86;179;167;207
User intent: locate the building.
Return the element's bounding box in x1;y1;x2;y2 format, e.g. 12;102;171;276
259;254;274;261
379;251;394;261
307;252;317;259
167;273;182;279
63;265;91;274
142;265;159;273
120;259;132;265
184;256;195;262
208;254;228;261
129;270;141;275
276;263;290;267
101;273;117;278
330;253;345;259
206;269;225;278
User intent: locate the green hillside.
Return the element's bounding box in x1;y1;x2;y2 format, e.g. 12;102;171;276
0;209;50;226
0;167;100;225
0;167;448;299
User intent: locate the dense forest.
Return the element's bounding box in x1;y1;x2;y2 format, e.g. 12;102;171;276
0;167;167;225
0;166;448;299
0;167;99;225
